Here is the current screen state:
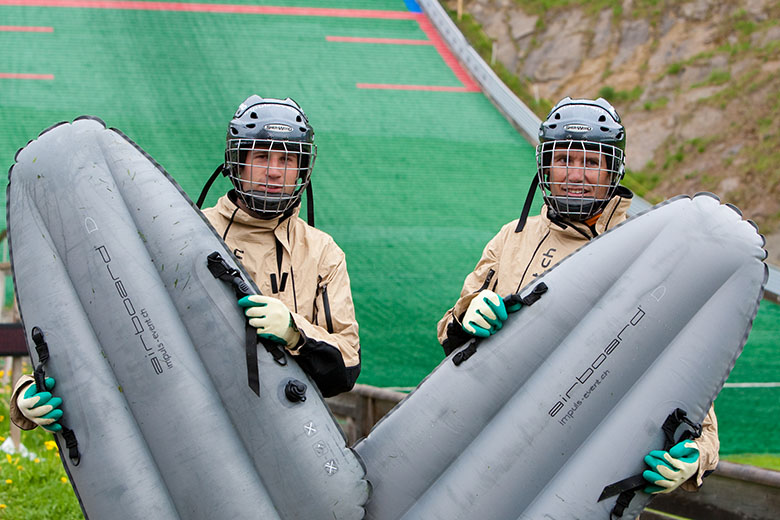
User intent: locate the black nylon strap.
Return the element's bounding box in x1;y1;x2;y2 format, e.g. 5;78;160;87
504;282;548;309
61;427;81;465
515;175;539;233
599;408;703;517
610;490;635;519
29;327;81;465
31;326;49;364
306;181;315;227
598;474;646;503
452;339;478;366
452;283;548;366
196;164;225;209
207;252;289;397
207;252;261;396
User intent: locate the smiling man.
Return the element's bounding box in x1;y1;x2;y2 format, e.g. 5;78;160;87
437;97;719;500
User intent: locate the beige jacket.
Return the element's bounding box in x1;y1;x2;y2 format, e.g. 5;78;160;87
437;188;718;490
201;194;360;396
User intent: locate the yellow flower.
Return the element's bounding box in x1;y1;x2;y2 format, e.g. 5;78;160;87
4;454;11;464
4;479;11;484
45;440;58;451
0;415;5;422
0;370;4;378
34;458;40;464
60;477;68;484
0;503;6;508
0;435;5;442
16;466;23;471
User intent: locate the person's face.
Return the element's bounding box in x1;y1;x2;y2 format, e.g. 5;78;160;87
240;148;299;195
549;146;612;200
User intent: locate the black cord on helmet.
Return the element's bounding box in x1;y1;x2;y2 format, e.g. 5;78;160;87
196;164;226;209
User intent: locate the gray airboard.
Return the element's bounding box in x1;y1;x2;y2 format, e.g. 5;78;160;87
354;193;767;519
7;118;369;520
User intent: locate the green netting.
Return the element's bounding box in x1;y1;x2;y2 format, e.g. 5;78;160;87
1;0;778;456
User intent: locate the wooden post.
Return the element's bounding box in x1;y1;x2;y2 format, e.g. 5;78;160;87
457;0;463;21
1;356;10;385
10;356;22;450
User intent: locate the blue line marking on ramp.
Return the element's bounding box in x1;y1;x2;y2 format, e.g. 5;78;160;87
404;0;422;13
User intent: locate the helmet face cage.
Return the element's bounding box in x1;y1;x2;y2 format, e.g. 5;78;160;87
536;139;625;221
225;138;316;219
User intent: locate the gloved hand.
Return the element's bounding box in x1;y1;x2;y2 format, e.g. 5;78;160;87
642;439;700;494
16;377;63;433
238;294;301;348
462;290;516;338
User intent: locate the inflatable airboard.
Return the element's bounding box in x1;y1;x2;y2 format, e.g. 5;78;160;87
355;193;767;519
7;118;369;520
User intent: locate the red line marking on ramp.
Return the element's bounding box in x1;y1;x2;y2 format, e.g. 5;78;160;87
0;0;418;19
414;14;479;92
0;72;54;79
357;83;472;92
0;1;479;93
0;25;54;32
326;36;432;46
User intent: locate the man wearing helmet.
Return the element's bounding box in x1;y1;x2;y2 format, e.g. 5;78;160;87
12;95;361;435
437;97;719;498
202;95;361;398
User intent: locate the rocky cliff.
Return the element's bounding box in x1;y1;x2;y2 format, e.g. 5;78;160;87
446;0;780;262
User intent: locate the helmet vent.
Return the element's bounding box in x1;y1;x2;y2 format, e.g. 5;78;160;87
246;123;255;129
230;127;238;135
601;126;609;132
299;127;307;132
250;112;258;119
554;113;561;120
599;115;606;122
296;115;302;122
548;124;557;129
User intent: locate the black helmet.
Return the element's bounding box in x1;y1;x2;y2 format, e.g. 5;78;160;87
225;95;316;219
536;97;626;221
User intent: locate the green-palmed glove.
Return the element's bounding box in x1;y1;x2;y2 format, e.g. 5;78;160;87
238;294;301;348
642;439;700;494
17;377;63;433
462;290;513;338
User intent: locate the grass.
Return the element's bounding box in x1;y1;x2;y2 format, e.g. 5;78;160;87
722;453;780;472
0;366;83;519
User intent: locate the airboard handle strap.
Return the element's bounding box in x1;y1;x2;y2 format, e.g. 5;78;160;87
599;408;702;518
452;282;548;366
207;252;289;398
30;327;81;465
207;252;261;396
